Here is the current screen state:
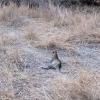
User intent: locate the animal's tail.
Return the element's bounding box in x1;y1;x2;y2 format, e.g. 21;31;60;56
41;66;56;70
59;63;62;72
41;67;49;70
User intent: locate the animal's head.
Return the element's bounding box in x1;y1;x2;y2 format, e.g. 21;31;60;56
52;50;58;57
52;50;57;54
52;50;59;59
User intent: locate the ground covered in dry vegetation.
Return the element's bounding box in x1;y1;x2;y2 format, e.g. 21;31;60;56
0;3;100;100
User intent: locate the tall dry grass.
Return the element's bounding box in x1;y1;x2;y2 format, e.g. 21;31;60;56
45;70;100;100
20;4;100;49
0;34;17;46
0;3;99;36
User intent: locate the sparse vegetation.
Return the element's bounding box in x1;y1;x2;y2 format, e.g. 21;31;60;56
0;1;100;100
0;34;17;46
46;70;100;100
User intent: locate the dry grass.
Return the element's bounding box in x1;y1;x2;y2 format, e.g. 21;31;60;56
35;34;71;49
67;33;100;44
0;91;14;100
6;48;27;71
0;3;53;24
45;70;100;100
0;34;17;46
0;3;100;100
0;4;18;23
24;25;38;41
0;69;14;99
0;65;14;100
0;47;44;100
21;4;100;49
0;4;99;45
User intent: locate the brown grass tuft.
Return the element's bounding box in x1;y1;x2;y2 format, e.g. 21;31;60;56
35;33;73;50
0;91;14;100
0;34;17;46
24;26;38;41
45;70;100;100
